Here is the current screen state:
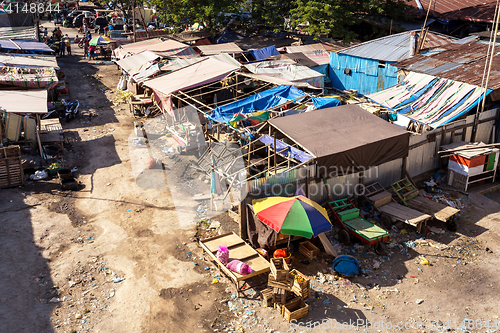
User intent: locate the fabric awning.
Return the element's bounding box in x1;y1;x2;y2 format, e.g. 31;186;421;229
367;72;491;128
239;72;322;90
143;57;240;96
0;54;58;68
249;45;280;61
285;44;331;65
195;43;243;55
245;61;325;88
0;89;48;113
268;104;410;177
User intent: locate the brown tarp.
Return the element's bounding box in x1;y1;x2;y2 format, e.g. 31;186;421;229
268;52;319;67
245;203;276;249
268;104;410;177
234;36;296;51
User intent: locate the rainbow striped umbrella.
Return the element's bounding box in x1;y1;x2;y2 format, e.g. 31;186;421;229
89;35;114;46
252;195;331;238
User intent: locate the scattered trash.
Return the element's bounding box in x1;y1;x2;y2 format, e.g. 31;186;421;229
419;257;430;266
416;299;424;304
112;276;123;283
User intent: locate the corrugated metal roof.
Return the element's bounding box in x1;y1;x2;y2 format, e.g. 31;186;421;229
406;0;496;20
0;26;37;40
394;40;500;90
338;30;455;62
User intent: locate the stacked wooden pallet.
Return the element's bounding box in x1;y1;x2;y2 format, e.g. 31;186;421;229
0;146;24;188
260;258;310;322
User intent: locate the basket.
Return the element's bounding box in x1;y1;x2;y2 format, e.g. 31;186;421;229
282;297;309;322
270;257;290;282
299;241;320;260
290;269;310;300
273;250;292;265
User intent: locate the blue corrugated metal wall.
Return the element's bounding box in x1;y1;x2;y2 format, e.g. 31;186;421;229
329;53;398;95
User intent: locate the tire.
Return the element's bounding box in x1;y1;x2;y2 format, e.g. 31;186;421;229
380;214;392;229
338;229;350;245
374;242;387;255
78;41;84;49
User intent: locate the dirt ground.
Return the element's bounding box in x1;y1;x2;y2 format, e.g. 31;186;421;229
1;22;500;333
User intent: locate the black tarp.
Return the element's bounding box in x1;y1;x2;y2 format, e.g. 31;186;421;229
268;104;410;177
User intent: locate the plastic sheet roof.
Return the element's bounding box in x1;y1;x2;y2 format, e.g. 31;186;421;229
245;61;324;88
0;40;54;53
0;89;48;113
143;57;240;96
195;43;243;55
114;38;197;59
367;72;491;128
0;54;58;68
115;50;159;72
286;43;331;65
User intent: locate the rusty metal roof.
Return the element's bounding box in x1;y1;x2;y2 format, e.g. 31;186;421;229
406;0;497;22
393;40;500;90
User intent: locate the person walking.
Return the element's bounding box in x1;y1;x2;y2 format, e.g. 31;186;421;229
59;40;65;57
83;38;89;59
63;34;71;56
88;44;96;60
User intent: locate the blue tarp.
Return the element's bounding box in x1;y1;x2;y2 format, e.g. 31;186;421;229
0;40;54;53
209;85;306;123
311;96;341;110
259;134;314;163
250;45;280;61
332;256;359;277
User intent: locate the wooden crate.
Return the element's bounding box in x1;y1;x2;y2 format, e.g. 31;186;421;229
270;257;289;282
368;191;392;207
268;274;292;291
290;269;310;300
282;297;309;322
0;146;25;189
260;287;274;307
299;241;320;260
272;287;288;304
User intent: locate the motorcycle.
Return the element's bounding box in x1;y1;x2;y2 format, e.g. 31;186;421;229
64;100;79;123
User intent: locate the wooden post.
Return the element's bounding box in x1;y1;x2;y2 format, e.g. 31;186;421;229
305;168;309;198
402;156;407;181
273;132;277;175
132;0;136;42
239;199;248;240
267;126;271;174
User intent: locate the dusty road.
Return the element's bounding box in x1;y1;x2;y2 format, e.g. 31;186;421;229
1;23;500;333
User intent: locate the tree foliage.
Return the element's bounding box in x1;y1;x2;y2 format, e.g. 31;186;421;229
290;0;410;42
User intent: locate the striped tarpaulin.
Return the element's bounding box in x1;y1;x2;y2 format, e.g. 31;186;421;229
367;72;491;128
0;66;58;89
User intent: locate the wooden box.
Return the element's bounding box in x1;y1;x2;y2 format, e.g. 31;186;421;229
260;287;274;307
368;191;392;207
268;274;292;291
299;241;320;260
272;287;288;304
270;257;289;281
290;269;310;300
338;208;360;221
282;297;309;322
0;146;25;189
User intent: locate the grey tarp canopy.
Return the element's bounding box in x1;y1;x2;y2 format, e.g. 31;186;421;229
268;104;410;177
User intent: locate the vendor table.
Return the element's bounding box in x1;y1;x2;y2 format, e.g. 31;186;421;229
200;232;270;294
129;95;152;117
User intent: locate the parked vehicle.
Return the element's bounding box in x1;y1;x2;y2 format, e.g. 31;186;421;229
94;17;108;34
64;100;79;123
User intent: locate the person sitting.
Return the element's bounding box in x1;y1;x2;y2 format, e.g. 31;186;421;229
74;35;80;43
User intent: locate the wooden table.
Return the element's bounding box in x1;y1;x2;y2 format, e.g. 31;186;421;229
200;232;270;294
39;119;64;159
129;95;153;116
